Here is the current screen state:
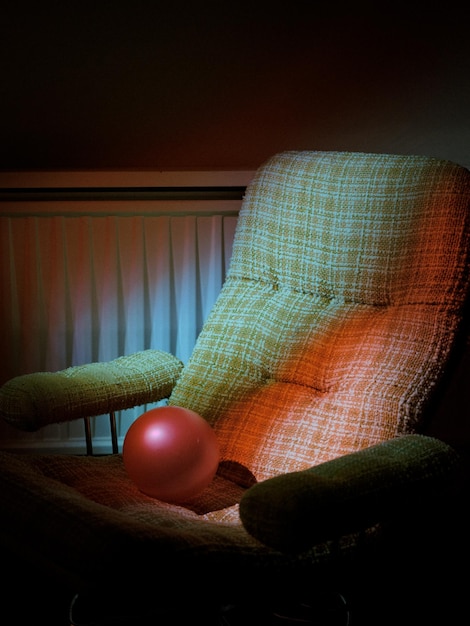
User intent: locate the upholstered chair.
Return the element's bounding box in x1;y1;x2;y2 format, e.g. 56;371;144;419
1;151;469;625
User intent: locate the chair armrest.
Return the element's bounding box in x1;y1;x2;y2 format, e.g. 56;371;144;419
0;350;184;431
239;434;461;553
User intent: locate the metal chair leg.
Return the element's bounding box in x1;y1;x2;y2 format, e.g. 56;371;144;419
83;417;93;456
84;413;119;455
110;411;119;454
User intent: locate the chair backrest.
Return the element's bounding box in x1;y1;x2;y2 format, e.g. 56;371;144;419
169;151;470;486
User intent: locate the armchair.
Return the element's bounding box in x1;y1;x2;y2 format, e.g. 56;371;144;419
1;151;469;625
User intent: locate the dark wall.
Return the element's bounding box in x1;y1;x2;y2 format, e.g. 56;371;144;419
1;3;469;171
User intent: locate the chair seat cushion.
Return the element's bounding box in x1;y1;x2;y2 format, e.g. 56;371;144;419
25;451;246;521
0;450;368;596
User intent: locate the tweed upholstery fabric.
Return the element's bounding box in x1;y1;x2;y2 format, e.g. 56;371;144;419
0;350;183;431
170;151;470;486
0;151;469;599
0;434;456;594
0;448;354;592
239;434;461;553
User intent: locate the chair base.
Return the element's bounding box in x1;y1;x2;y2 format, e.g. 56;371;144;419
69;590;351;626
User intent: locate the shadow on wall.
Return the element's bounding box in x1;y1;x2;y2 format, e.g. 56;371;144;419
1;6;469;170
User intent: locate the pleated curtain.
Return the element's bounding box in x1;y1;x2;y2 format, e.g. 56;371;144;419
0;213;238;451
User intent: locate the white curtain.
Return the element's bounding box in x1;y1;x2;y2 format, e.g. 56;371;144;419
0;213;238;451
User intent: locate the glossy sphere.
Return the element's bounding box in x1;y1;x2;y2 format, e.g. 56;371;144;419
123;406;220;503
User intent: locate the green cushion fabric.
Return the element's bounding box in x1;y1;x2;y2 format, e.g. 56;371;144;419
170;152;470;485
0;350;183;431
0;448;341;595
0;152;468;595
0;434;460;595
239;434;461;553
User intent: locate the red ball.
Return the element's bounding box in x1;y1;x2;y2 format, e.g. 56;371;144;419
122;406;220;503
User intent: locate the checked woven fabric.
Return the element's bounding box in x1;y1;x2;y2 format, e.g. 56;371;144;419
170;151;470;503
0;349;184;431
0;151;469;593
